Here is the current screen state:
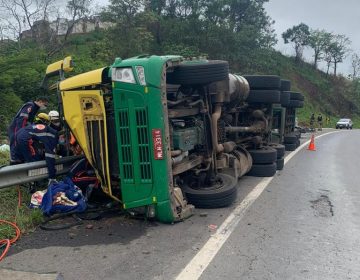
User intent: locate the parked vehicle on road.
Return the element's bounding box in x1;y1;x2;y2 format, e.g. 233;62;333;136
336;118;352;129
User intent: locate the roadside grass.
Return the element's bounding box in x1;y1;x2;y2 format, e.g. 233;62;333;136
0;150;9;166
0;150;44;240
0;188;44;240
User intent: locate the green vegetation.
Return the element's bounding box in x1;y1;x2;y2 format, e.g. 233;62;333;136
0;187;44;240
0;150;9;166
0;0;359;136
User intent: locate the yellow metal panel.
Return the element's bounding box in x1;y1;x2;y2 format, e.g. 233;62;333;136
46;60;63;75
59;68;106;91
61;89;116;200
46;56;73;75
62;56;74;72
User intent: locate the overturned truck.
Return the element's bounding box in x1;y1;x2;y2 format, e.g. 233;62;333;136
44;55;303;223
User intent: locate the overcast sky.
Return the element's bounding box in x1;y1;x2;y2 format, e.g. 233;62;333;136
264;0;360;75
93;0;358;75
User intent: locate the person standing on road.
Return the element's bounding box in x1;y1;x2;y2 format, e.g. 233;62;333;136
310;113;315;131
7;96;49;164
317;113;323;131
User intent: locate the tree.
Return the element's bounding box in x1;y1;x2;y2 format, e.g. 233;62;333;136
0;0;56;40
308;29;332;69
328;34;351;76
282;23;310;63
101;0;153;57
350;53;360;79
46;0;93;58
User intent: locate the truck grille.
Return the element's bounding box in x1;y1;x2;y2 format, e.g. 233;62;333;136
118;109;134;183
118;108;152;184
136;109;152;182
86;120;106;182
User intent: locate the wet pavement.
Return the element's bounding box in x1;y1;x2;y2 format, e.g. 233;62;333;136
1;129;359;280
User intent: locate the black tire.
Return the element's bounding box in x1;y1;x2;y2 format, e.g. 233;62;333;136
296;139;300;148
280;91;290;106
284;143;297;151
267;143;285;159
286;100;303;108
243;75;281;90
167;60;229;85
247;162;277;177
297;101;304;108
285;91;304;101
246;90;281;104
248;147;277;164
281;79;291;91
294;130;301;138
283;133;298;144
276;157;284;170
182;173;237;208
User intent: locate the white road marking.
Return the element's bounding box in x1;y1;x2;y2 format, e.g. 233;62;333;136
175;131;339;280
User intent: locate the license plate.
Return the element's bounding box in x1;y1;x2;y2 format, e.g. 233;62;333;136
28;164;64;177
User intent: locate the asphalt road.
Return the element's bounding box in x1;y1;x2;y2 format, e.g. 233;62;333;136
1;129;360;280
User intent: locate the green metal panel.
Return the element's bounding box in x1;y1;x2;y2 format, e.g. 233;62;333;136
111;56;183;222
114;89;154;208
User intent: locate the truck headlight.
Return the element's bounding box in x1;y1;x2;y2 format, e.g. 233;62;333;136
135;66;146;86
112;67;136;84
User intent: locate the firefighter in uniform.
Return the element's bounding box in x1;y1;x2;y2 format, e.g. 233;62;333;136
14;113;59;184
7;97;49;164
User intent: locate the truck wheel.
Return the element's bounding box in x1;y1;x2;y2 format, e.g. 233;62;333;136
280;91;290;106
285;100;303;108
284;143;297;151
248;147;277;164
281;79;291;91
276;157;284;170
297;101;304;108
182;173;237;208
283;133;298;144
285;91;304;101
243;75;281;90
294;130;301;138
166;60;229;85
246;90;281;104
247;162;277;177
267;143;285;159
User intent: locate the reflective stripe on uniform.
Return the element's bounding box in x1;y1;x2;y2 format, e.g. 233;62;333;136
20;113;29;117
45;153;56;158
29;132;56;138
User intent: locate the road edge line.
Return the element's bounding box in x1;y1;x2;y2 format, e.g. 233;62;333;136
174;130;338;280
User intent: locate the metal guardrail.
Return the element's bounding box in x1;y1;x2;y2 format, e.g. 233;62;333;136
0;155;84;189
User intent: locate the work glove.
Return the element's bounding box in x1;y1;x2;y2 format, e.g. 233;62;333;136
48;178;58;186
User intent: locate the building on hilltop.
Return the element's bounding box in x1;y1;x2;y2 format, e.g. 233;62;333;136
20;16;113;39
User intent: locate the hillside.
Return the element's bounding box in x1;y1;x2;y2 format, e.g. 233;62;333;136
0;32;359;138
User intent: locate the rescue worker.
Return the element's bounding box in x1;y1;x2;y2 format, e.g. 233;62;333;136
48;110;61;131
8;96;49;164
310;113;315;131
14;113;59;185
317;113;323;131
48;110;69;157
